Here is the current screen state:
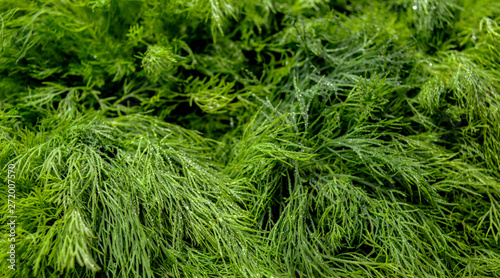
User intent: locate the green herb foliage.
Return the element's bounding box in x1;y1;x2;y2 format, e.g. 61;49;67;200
1;0;500;277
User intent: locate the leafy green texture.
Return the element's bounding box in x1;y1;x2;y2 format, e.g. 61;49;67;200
1;0;500;277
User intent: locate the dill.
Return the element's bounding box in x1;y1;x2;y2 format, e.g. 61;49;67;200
1;0;499;277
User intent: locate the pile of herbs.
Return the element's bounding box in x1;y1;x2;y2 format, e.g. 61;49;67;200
1;0;500;277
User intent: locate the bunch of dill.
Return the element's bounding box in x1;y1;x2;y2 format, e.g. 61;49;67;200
1;0;499;277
